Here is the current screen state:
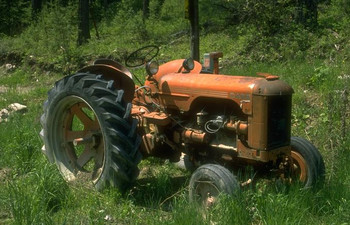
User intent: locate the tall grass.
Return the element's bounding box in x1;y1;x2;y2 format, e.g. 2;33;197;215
6;164;69;225
1;67;349;224
1;0;350;224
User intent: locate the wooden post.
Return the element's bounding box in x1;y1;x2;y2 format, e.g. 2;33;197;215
187;0;199;61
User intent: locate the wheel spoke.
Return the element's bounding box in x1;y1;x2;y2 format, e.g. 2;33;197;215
76;145;95;168
71;104;93;128
94;142;104;166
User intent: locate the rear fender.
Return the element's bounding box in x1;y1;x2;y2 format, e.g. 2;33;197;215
93;58;133;79
79;62;135;103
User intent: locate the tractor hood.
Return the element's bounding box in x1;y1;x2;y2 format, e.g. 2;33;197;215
155;72;294;112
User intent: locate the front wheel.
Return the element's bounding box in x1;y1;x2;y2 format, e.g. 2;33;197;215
40;73;141;191
189;164;240;208
289;137;325;188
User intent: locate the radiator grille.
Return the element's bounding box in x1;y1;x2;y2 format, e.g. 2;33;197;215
267;95;292;149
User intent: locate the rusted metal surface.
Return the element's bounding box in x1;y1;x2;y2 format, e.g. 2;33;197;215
210;52;223;74
94;58;133;79
136;57;295;166
153;59;202;76
143;112;171;126
236;140;291;162
82;53;299;183
146;72;292;114
183;130;210;144
224;118;248;135
290;151;308;182
154;73;254;111
252;78;294;96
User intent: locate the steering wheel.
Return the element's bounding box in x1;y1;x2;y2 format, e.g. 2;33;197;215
125;45;159;67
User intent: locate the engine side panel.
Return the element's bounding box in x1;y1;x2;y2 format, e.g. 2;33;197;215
156;73;255;113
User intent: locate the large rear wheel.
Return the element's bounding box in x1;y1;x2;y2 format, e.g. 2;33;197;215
40;73;141;191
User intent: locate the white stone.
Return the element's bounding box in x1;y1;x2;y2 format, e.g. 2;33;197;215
5;64;15;71
8;103;27;113
0;108;9;118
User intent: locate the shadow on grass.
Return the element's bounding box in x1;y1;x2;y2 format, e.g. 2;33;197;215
129;174;190;211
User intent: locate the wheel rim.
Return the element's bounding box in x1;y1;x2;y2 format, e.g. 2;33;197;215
53;96;105;184
194;180;220;208
290;151;308;183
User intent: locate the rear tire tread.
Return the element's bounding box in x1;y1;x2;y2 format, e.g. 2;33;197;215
41;73;141;191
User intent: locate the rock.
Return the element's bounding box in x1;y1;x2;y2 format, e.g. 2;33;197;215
0;103;27;123
104;215;112;221
8;103;27;113
0;167;11;182
0;108;9;123
4;63;16;72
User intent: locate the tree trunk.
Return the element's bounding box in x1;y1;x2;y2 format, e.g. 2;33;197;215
77;0;90;46
296;0;318;27
103;0;108;10
143;0;150;20
31;0;42;19
60;0;69;7
305;0;318;27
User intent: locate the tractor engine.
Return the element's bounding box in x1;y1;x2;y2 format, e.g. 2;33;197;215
132;58;294;167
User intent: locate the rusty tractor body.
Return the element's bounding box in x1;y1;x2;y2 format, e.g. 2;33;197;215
40;46;325;206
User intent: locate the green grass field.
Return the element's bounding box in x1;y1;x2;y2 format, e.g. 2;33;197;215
1;58;349;224
1;1;350;224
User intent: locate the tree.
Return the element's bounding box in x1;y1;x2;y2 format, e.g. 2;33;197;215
0;0;30;35
77;0;90;45
31;0;42;18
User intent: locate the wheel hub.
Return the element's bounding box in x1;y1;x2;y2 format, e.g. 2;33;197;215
60;98;105;183
195;180;219;208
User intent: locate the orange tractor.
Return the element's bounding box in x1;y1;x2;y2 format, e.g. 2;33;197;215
40;45;325;206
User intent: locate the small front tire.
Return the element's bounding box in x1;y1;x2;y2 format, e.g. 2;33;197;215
189;164;240;208
290;136;325;188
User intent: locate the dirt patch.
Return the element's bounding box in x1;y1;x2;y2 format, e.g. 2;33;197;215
0;167;11;182
0;86;8;93
0;168;12;223
0;85;33;94
68;172;95;190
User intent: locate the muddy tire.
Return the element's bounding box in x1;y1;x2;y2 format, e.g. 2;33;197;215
189;164;240;208
40;73;141;191
290;136;325;188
